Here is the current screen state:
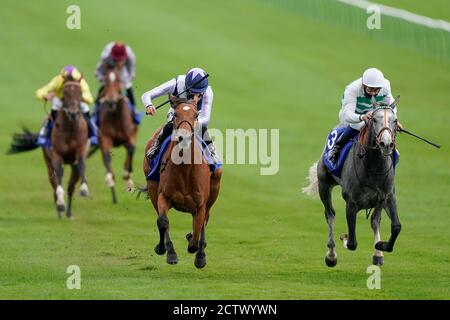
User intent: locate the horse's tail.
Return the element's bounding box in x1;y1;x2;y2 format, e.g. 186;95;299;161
132;184;149;200
7;127;40;155
302;161;319;197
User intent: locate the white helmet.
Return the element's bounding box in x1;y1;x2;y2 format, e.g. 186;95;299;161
362;68;385;88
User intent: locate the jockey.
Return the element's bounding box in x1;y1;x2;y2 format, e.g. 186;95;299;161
327;68;400;164
95;41;140;122
36;65;97;146
141;67;219;163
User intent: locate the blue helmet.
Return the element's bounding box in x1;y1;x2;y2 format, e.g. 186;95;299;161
185;67;208;94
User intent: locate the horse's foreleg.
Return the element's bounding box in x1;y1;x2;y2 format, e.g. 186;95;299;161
376;196;401;253
43;149;57;203
155;193;171;256
194;224;207;269
318;165;338;267
371;206;384;265
78;156;90;197
188;206;206;254
67;164;80;219
101;145;117;203
52;156;65;218
344;201;358;251
123;143;135;191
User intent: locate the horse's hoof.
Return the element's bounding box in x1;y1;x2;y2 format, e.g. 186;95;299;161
188;245;198;254
79;189;90;197
347;241;358;251
375;241;392;252
167;253;178;265
372;255;384;266
194;253;206;269
325;255;338;267
154;244;166;255
186;233;193;241
56;204;65;215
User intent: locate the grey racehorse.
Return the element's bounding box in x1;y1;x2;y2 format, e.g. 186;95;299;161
303;100;401;267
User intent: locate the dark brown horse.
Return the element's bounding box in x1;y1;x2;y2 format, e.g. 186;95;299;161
143;100;222;268
9;81;90;219
97;68;138;203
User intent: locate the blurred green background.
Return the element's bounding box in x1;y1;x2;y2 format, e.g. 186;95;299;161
0;0;449;299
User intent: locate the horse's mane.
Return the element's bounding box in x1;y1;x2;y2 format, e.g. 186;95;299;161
358;123;371;146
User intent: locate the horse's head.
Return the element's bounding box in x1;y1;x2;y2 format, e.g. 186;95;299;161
100;68;123;112
172;100;198;146
368;98;400;156
62;81;82;121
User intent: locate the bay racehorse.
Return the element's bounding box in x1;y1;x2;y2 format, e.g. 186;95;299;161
97;68;138;203
303;99;401;267
143;99;222;268
9;81;90;219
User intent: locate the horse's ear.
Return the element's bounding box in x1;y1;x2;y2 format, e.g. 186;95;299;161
390;95;400;109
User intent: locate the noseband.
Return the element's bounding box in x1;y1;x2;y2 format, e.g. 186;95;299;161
371;107;396;149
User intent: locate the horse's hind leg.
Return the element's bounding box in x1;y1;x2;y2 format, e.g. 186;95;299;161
318;163;338;267
371;206;384;265
67;164;80;220
123;143;135;191
376;196;401;253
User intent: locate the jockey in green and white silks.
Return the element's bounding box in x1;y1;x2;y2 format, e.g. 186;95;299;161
327;68;399;164
141;67;219;163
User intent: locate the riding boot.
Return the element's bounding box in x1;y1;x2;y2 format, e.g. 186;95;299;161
126;87;142;124
146;121;174;160
37;110;58;146
83;112;98;145
201;127;220;164
327;126;359;164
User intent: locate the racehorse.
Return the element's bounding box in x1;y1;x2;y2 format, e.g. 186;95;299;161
9;81;90;219
303;100;401;267
97;68;138;203
142;99;222;268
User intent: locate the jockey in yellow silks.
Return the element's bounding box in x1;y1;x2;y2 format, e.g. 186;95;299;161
36;65;98;146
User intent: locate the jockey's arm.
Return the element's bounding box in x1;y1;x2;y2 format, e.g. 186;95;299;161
95;42;114;82
198;87;213;127
36;75;63;101
141;78;177;108
339;89;363;124
80;79;94;105
126;46;136;80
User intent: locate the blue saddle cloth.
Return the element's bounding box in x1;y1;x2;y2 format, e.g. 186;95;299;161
322;127;399;178
147;135;222;182
93;100;143;126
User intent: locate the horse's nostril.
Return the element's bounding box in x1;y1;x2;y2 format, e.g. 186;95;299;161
178;136;183;142
380;141;385;148
389;142;394;149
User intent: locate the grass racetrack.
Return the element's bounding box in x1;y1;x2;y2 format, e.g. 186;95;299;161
0;0;449;299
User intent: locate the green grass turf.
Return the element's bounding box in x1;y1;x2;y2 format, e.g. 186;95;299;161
0;0;449;299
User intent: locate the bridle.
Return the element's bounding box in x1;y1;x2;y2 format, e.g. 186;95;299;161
62;81;82;121
372;106;396;149
173;102;199;137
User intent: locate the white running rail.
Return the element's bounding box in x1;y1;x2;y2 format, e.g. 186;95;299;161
336;0;450;32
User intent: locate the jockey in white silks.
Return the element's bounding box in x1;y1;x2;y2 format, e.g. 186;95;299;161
327;68;402;164
141;67;219;163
